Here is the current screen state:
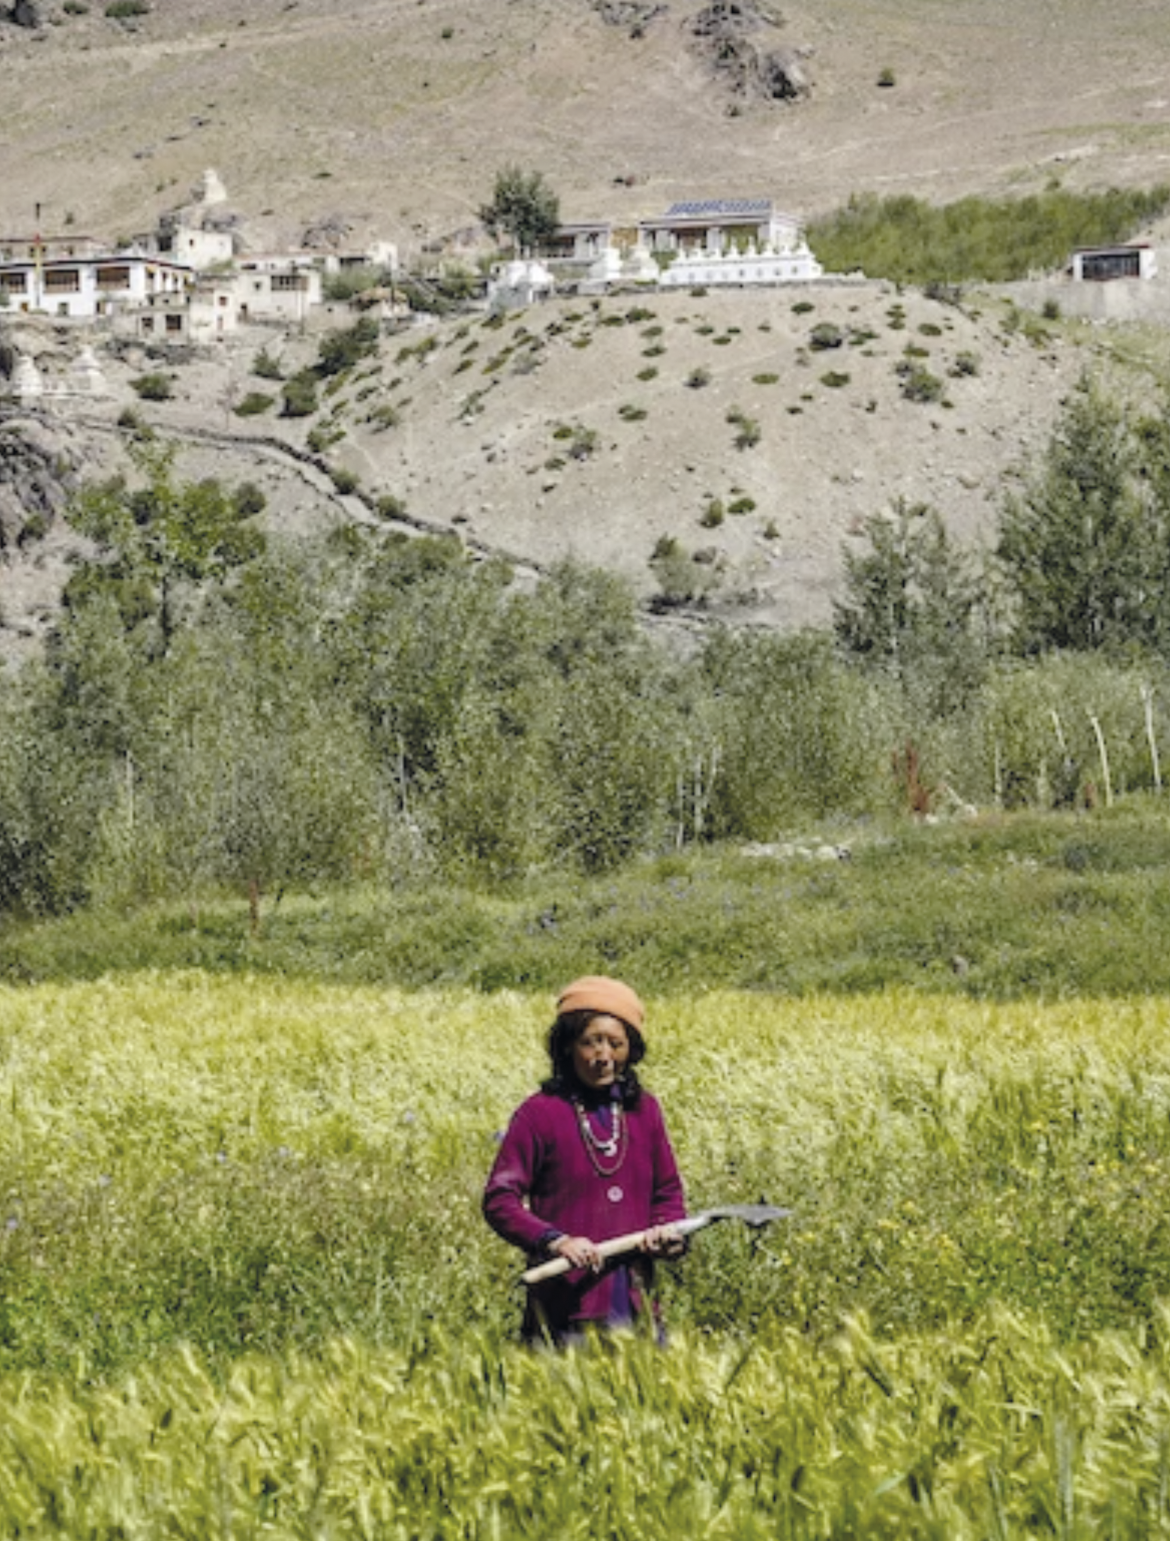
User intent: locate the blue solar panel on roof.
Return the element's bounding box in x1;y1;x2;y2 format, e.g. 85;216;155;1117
663;199;773;218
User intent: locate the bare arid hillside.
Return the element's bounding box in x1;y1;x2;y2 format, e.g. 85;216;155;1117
3;0;1170;253
3;0;1170;665
3;276;1161;665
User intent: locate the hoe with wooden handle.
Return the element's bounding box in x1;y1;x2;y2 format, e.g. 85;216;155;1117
522;1202;791;1284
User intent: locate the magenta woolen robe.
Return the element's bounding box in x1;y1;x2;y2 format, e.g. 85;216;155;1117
483;1088;686;1340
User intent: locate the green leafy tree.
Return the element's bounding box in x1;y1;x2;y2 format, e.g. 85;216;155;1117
996;376;1165;655
316;315;380;377
835;498;987;714
64;444;266;654
281;370;319;418
702;629;899;837
479;166;560;253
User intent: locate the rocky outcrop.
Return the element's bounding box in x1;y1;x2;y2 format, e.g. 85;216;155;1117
591;1;667;34
0;412;82;552
755;46;811;101
7;1;47;28
302;215;355;252
690;1;812;101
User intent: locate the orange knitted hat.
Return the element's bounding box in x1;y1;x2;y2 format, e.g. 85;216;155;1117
556;975;645;1034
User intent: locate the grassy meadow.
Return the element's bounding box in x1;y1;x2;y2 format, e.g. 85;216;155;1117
5;812;1170;1539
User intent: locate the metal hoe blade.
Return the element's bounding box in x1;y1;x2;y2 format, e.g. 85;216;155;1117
677;1203;792;1237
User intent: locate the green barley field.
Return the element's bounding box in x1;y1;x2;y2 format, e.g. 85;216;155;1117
5;950;1170;1535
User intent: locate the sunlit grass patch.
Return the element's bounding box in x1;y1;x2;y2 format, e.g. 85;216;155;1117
6;1314;1170;1537
5;980;1170;1373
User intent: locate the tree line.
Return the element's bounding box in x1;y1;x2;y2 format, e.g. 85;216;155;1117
3;374;1170;918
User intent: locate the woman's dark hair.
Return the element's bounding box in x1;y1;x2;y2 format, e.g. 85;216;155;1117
542;1010;645;1107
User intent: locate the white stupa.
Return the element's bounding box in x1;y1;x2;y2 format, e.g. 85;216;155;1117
13;354;44;399
71;346;108;396
191;168;228;207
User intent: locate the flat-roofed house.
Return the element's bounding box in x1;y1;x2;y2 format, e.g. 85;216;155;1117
638;198;804;256
235;255;322;323
0;241;193;319
1071;245;1157;282
155;222;236;270
540;222;616;263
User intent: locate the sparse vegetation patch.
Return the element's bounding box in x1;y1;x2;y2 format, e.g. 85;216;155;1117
810;186;1170;284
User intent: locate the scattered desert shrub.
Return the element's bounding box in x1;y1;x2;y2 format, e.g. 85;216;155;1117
307;425;344;453
130;372;172;401
115;406;152;436
809;323;845;351
251;347;284;380
726;407;761;449
897;360;945;403
367;402;400;430
281;371;319;418
233;392;275;417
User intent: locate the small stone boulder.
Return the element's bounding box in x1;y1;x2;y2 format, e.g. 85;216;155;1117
757;46;811;101
11;0;48;27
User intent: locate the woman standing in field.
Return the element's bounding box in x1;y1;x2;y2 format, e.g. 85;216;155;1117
483;975;687;1345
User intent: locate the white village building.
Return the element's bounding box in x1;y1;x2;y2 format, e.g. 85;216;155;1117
638;198;804;257
0;239;194;321
1070;244;1158;282
1;169;399;339
538;198;823;291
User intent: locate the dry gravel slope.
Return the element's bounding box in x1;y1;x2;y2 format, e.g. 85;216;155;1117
3;0;1170;248
332;283;1091;628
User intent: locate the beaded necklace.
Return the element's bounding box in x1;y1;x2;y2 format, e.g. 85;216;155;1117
573;1094;627;1177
